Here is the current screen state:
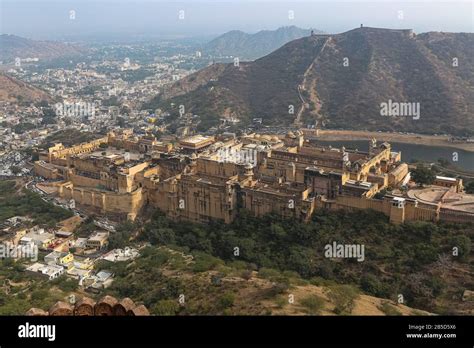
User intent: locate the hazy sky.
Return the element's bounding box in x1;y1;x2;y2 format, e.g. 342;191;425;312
1;0;473;41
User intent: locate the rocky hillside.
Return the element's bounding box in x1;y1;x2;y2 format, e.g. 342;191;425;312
150;27;474;136
0;34;85;63
204;26;324;60
0;73;51;103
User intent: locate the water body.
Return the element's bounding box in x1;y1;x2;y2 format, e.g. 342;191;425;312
313;140;474;172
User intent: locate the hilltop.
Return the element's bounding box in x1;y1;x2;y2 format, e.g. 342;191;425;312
148;27;474;136
204;26;324;60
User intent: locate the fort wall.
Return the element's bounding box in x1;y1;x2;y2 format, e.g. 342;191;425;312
58;183;144;220
327;195;441;223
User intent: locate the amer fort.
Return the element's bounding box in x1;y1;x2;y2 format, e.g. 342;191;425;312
34;129;474;224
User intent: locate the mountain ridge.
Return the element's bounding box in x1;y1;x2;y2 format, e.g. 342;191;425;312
204;25;325;60
149;27;474;136
0;34;86;63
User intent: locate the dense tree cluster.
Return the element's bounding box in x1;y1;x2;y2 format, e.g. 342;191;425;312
138;208;472;311
0;181;73;227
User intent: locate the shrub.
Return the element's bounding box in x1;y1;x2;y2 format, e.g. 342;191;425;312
240;270;253;280
31;289;49;302
51;275;78;292
464;180;474;194
266;280;290;298
282;270;301;279
152;299;179;316
327;285;359;315
378;301;402;316
275;296;287;309
218;293;235;310
300;295;325;315
309;277;337;287
228;260;249;270
360;274;390;298
191;253;223;273
449;235;471;262
258;268;281;280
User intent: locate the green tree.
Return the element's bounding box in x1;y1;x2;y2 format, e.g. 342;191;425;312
108;220;138;249
413;243;438;265
449;235;471;262
142;226;175;245
465;181;474;194
287;246;315;278
411;166;436;187
360;274;390;298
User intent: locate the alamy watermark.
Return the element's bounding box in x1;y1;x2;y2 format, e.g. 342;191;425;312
18;322;55;341
324;242;365;262
54;101;96;118
217;147;258;166
0;243;38;261
380;99;420;120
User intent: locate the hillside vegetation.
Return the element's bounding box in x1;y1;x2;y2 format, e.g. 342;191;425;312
106;208;474;315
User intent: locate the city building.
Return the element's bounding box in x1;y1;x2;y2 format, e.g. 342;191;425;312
86;232;109;250
26;262;65;280
44;251;74;266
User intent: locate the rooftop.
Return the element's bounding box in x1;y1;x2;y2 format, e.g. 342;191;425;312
435;175;457;182
88;232;109;242
179;135;215;149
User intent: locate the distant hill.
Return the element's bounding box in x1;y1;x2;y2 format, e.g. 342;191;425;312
0;34;85;63
204;26;324;60
150;27;474;136
0;73;51;103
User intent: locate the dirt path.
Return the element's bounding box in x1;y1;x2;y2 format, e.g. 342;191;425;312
294;37;330;126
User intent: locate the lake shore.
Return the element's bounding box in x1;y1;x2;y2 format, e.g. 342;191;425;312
312;130;474;153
